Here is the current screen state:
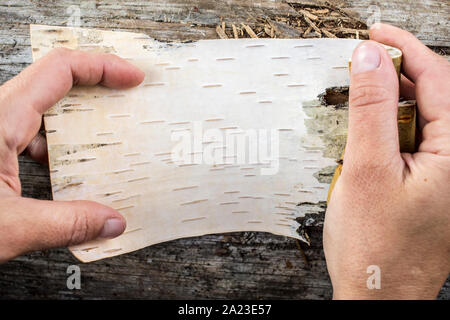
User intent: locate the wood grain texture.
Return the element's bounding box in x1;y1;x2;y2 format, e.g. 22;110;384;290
341;0;450;47
0;0;448;299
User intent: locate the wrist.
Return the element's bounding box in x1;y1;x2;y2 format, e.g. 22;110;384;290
331;261;448;300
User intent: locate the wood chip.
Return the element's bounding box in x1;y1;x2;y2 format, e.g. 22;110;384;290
264;25;275;38
216;25;228;39
303;16;322;36
269;20;303;39
299;9;319;21
303;26;312;37
304;31;321;38
322;29;337;38
232;24;239;39
287;0;320;5
264;25;272;38
311;9;330;15
335;27;369;37
321;16;353;23
242;23;258;38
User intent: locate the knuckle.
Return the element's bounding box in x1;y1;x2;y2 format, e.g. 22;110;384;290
46;48;72;67
343;154;400;188
419;136;450;156
422;119;449;139
27;136;39;154
0;127;17;154
49;47;72;58
67;207;90;246
350;85;395;109
344;160;384;181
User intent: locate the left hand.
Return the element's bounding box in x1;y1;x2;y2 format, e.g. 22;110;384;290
0;48;144;263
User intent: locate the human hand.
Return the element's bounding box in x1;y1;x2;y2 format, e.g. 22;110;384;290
324;23;450;299
0;48;144;263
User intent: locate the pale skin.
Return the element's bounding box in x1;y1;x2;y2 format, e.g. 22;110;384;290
325;24;450;299
0;24;448;299
0;48;144;262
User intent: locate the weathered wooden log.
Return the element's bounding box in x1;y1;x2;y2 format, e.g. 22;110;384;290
0;0;448;300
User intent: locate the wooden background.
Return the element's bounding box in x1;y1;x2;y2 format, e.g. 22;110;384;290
0;0;448;299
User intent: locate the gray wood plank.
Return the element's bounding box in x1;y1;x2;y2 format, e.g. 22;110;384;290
341;0;450;47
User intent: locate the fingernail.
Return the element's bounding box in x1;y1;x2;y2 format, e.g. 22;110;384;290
99;218;125;238
351;42;381;74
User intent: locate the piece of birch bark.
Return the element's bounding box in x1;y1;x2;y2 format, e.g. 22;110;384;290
30;24;391;262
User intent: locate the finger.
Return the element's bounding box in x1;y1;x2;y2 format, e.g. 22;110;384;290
370;23;450;126
371;23;450;144
24;133;48;165
418;135;450;156
345;41;402;171
369;23;445;83
0;48;145;155
14;48;145;114
1;197;126;259
419;118;450;156
400;74;415;100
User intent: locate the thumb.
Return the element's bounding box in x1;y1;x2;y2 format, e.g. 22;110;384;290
6;197;126;257
345;41;401;170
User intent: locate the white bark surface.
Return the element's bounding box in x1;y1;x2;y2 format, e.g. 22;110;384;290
31;25;365;262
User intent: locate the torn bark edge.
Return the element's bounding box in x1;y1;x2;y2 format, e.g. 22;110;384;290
295;202;326;245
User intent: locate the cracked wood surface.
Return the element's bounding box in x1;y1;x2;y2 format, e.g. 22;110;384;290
0;0;448;299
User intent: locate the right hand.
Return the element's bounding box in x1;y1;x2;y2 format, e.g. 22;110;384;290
324;23;450;299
